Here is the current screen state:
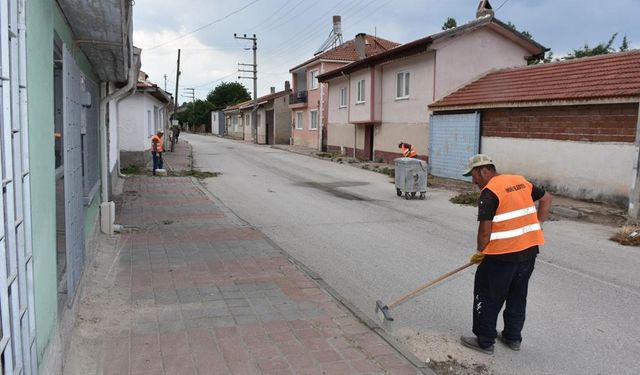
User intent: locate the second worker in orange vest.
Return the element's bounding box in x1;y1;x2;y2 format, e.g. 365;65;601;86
151;130;164;175
460;154;551;355
398;142;417;158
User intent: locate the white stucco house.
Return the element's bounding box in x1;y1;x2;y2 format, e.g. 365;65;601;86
118;72;173;167
317;3;547;162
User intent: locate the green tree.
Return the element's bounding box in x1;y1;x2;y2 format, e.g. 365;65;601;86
506;21;533;40
620;36;630;52
206;82;251;109
505;21;552;65
175;99;214;127
442;17;457;30
565;33;624;59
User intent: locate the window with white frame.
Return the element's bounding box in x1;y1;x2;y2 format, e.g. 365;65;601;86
295;112;303;129
310;70;319;90
396;71;410;99
233;115;238;132
356;79;365;103
339;87;347;107
310;110;318;130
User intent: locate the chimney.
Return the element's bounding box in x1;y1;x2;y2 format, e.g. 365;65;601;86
355;33;366;59
284;81;291;91
270;87;275;94
476;0;494;18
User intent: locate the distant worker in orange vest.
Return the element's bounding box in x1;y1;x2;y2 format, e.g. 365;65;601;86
151;130;165;175
398;142;417;158
460;154;552;355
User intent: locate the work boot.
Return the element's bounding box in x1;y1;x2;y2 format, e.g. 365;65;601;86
460;336;494;355
498;334;521;351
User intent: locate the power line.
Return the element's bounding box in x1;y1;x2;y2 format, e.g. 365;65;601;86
261;0;370;62
245;0;294;31
495;0;511;11
189;71;240;89
263;0;381;66
144;0;262;50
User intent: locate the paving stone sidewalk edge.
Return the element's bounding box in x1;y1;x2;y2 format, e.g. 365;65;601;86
188;176;436;375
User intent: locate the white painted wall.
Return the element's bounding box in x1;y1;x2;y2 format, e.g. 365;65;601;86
350;70;370;122
327;77;349;124
380;53;433;124
433;28;530;100
118;92;166;152
483;137;634;204
375;123;428;155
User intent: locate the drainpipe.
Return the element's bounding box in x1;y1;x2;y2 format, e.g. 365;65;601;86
98;6;139;234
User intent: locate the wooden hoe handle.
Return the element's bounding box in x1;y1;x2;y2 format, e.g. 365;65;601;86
387;262;475;310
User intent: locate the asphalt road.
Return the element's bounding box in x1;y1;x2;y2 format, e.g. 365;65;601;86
185;133;640;375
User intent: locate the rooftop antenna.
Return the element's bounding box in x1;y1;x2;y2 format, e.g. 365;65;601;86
314;16;343;56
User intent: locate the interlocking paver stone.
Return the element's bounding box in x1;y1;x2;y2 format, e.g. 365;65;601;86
64;141;423;375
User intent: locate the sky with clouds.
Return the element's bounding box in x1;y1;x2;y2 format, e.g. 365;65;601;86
132;0;640;102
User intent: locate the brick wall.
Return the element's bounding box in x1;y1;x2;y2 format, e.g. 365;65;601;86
481;103;639;142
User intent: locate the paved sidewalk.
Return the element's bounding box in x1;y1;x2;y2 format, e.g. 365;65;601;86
163;140;191;173
65;142;426;374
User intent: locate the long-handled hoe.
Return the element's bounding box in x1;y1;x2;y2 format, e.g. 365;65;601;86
375;261;474;323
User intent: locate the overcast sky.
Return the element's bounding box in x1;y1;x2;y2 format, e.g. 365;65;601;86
132;0;640;102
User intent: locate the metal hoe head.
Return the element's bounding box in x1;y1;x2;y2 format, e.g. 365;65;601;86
375;300;394;322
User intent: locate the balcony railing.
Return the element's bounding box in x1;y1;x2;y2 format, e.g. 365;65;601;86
289;90;308;105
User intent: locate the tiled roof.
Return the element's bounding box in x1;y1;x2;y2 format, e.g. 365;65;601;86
223;89;291;112
430;50;640;109
289;35;400;72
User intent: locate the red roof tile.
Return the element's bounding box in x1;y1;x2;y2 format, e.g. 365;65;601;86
289;34;400;72
224;89;291;112
430;50;640;109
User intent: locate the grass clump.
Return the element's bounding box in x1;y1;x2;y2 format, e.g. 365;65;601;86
610;225;640;246
121;164;143;175
316;152;333;158
376;167;395;177
183;170;221;179
450;191;480;206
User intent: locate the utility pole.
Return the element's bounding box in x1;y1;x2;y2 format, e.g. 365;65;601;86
164;74;168;91
174;49;181;114
182;88;195;131
234;33;258;143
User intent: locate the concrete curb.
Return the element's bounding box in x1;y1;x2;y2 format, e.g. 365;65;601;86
189;177;436;375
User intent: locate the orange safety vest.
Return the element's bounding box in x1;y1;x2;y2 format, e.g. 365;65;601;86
401;145;417;158
151;134;164;153
482;175;544;255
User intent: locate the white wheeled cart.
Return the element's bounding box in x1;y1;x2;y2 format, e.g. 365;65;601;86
394;157;427;200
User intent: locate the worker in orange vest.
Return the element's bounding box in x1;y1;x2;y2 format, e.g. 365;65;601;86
398;142;417;158
151;130;165;175
460;154;552;355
